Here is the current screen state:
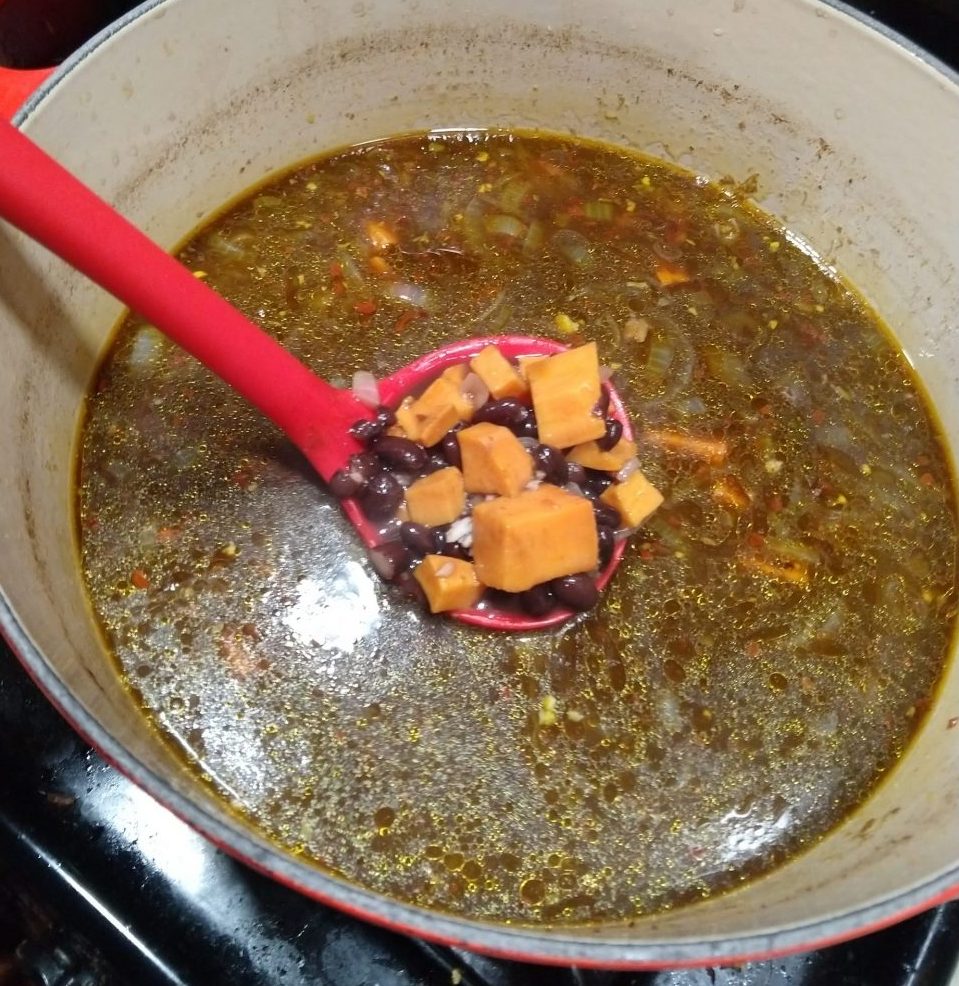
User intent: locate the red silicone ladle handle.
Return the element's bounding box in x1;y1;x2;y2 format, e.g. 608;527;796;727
0;117;365;481
0;66;53;120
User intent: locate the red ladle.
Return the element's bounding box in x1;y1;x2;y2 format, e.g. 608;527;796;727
0;118;628;630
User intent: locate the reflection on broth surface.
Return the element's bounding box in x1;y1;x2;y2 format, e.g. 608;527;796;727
77;131;958;923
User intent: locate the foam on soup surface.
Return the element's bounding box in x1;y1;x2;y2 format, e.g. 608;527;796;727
76;131;958;923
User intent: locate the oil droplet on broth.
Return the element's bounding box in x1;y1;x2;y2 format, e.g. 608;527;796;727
520;877;547;906
373;806;396;830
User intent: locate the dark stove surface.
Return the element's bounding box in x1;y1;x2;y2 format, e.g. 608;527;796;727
2;2;959;985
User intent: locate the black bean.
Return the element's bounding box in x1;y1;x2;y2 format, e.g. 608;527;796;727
350;417;385;445
551;573;600;611
565;461;587;488
349;451;382;483
375;405;397;427
473;398;529;430
368;541;412;581
360;471;405;520
329;468;364;499
394;570;427;606
373;435;428;472
519;583;556;617
597;525;615;567
596;417;623;452
532;444;568;485
593;386;611;418
400;522;438;557
439;430;462;469
421;452;449;475
582;470;614;499
594;501;622;530
516;409;538;439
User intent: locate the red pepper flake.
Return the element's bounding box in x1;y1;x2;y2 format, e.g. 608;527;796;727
919;472;935;487
155;525;181;545
393;309;423;334
797;320;828;346
353;299;377;316
664;218;689;246
745;640;761;659
329;260;346;296
231;467;255;489
130;568;150;590
767;493;785;513
810;408;826;426
746;531;766;550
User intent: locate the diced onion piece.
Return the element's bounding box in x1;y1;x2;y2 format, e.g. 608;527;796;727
461;372;490;410
369;547;400;580
623;317;651;343
351;370;380;409
616;457;641;482
551;228;591;265
645;337;675;381
387;280;431;309
446;516;474;546
599;364;616;383
652;239;683;262
485;213;527;240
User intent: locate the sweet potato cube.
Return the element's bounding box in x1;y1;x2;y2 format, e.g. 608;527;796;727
405;467;466;527
600;471;663;528
439;365;476;421
441;363;469;387
567;437;637;472
393;397;421;441
400;375;474;447
413;554;484;613
470;345;529;400
458;422;534;497
526;343;606;449
471;486;598;592
516;355;547;381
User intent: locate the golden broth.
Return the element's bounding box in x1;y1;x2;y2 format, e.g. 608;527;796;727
77;131;957;923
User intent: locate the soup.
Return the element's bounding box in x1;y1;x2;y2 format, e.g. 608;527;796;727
76;130;958;924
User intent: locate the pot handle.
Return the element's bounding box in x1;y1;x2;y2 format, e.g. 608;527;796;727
0;66;53;120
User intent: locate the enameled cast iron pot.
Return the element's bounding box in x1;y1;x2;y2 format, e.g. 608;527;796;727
0;0;958;969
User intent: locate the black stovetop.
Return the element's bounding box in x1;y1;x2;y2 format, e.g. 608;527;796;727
2;2;959;985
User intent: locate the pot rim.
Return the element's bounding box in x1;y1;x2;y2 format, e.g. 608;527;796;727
4;0;959;967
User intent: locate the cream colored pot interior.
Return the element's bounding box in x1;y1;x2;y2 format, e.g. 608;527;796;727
1;0;958;959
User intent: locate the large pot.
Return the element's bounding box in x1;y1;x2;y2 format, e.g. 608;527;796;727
1;0;958;968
